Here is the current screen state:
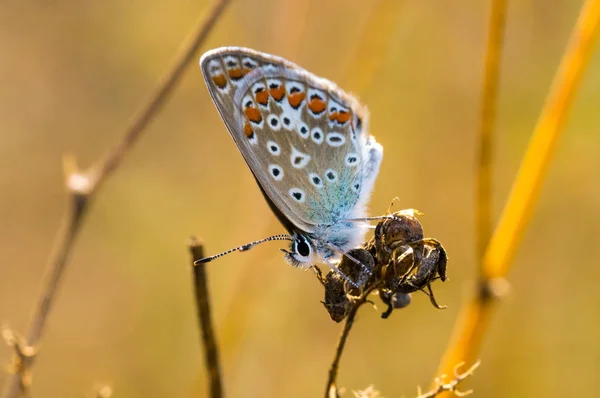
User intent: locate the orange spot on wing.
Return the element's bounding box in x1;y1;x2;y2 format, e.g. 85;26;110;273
329;110;351;124
244;122;254;137
244;107;262;123
212;75;227;89
308;97;326;114
255;90;269;106
269;86;285;101
228;68;251;81
287;92;306;108
336;110;351;123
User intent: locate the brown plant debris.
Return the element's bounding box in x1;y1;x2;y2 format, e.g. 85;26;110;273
321;209;448;322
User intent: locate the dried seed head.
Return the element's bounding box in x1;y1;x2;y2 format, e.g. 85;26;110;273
369;212;424;266
322;249;375;322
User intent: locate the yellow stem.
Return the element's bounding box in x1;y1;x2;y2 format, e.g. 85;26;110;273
477;0;507;267
435;0;600;393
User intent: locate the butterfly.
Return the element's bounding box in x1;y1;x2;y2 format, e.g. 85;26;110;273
196;47;383;287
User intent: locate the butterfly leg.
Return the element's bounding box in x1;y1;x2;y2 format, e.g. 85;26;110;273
324;258;359;288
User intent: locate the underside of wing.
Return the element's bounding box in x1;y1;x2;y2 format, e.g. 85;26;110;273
200;47;382;234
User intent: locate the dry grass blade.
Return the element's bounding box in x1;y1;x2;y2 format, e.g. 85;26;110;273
434;0;600;392
483;0;600;280
1;1;231;397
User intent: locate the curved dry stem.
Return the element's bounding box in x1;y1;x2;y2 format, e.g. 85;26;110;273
434;0;600;392
1;1;231;396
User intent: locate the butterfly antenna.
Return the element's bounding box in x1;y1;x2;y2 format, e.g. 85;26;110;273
194;234;293;264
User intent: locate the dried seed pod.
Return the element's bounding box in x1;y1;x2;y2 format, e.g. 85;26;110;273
322;270;351;322
397;239;448;294
322;249;375;322
369;210;424;268
319;206;449;319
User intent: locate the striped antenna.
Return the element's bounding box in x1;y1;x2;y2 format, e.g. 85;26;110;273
194;234;293;264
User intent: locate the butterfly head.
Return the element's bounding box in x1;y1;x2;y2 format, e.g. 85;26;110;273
282;233;317;268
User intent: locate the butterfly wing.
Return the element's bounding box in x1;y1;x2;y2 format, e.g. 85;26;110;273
200;47;382;236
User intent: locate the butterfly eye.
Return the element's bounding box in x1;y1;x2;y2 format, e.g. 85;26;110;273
294;236;312;259
283;235;314;268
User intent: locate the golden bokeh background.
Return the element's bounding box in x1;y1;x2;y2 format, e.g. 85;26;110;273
1;1;599;397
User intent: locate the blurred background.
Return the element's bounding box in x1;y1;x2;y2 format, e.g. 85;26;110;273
1;1;599;397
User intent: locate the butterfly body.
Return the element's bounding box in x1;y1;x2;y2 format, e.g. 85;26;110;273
200;47;382;274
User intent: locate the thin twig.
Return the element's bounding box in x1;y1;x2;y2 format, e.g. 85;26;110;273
434;0;600;389
1;1;231;396
189;238;223;398
325;286;378;398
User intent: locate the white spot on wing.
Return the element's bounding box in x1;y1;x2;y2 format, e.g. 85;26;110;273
324;169;338;183
326;132;346;147
248;132;258;145
297;121;309;139
266;114;281;131
290;147;311;169
207;59;222;73
286;81;304;94
311;127;324;144
345;153;359;166
223;55;239;67
267;141;281;156
242;94;254;109
309;173;323;189
289;187;306;203
241;57;258;69
280;111;294;130
269;164;284;181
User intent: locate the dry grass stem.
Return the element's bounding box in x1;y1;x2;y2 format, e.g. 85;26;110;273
189;238;223;398
434;0;600;391
476;0;507;266
1;1;231;396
